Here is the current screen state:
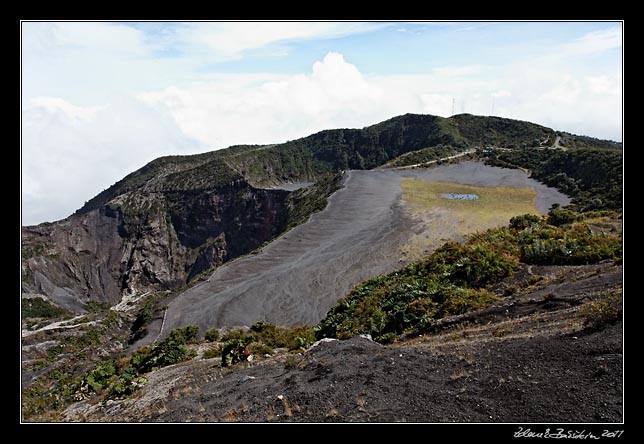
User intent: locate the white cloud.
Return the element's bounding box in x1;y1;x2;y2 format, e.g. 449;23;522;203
27;97;104;123
560;27;622;57
140;52;385;148
21;96;205;225
178;22;386;60
140;49;622;151
22;22;149;57
433;65;483;77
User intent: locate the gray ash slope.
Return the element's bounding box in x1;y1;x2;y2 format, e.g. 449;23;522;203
150;162;569;346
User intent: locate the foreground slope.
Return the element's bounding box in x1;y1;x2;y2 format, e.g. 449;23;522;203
23;210;622;422
61;260;622;423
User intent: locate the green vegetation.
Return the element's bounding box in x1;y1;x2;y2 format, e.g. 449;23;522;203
83;301;111;313
579;287;622;331
383;145;460;168
451;114;555;148
22;298;67;320
520;210;622;266
126;325;198;375
485;148;622;211
204;328;220;342
23;325;200;419
316;212;622;343
219;322;316;367
557;132;622;150
285;173;343;229
75;326;198;401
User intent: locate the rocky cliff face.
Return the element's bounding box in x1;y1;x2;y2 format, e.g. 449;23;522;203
21;180;291;314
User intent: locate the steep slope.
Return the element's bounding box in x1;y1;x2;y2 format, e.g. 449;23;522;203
21;155;326;314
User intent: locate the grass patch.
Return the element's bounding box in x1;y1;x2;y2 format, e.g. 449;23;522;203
401;179;538;233
218;322;316;367
22;298;67;320
579;288;622;331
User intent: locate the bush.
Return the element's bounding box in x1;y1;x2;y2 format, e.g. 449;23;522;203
548;207;578;226
428;243;519;287
221;328;249;342
22;298;66;319
520;225;621;265
168;325;199;344
203;345;224;359
510;213;541;230
440;287;498;317
204;328;220;342
130;327;198;374
77;361;117;394
221;338;252;367
579;289;622;330
83;301;111;313
249;321;315;351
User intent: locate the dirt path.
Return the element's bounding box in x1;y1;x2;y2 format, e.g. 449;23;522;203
392;149;476;169
21;314;96;338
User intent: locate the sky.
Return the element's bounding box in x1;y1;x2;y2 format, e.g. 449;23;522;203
21;21;623;226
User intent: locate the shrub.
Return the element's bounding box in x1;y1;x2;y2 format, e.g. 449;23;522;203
579;289;622;330
168;325;200;344
521;228;621;265
78;361;117;394
547;207;578;226
130;327;198;374
22;298;66;319
440;287;498;317
83;301;111;313
203;345;224;359
510;213;541;230
375;332;397;344
425;241;519;288
204;328;220;342
221;338;252;367
221;328;250;342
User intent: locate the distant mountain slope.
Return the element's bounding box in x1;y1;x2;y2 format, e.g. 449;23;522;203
76;113;571;214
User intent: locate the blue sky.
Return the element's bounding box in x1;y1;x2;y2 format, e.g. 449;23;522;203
21;21;622;225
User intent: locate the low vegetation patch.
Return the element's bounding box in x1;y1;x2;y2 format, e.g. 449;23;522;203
401;179;538;235
485;147;622;211
219;322;316;367
316;210;622;343
384;145;460;168
22;298;67;320
579;288;622;331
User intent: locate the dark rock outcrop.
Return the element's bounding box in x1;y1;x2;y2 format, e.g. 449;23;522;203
21;181;291;314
